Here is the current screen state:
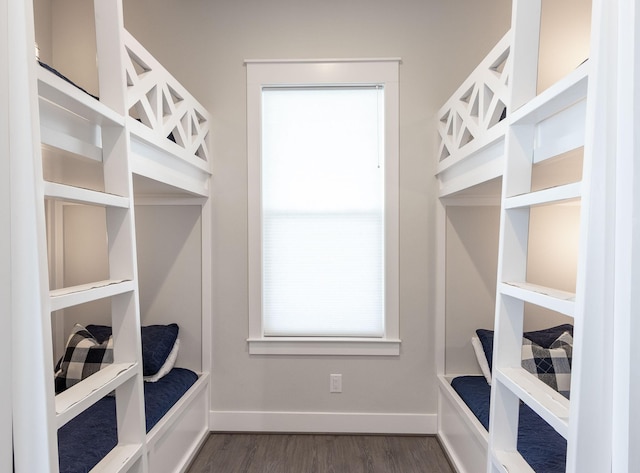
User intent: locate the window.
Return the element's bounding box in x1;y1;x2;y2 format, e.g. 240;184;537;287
247;59;400;355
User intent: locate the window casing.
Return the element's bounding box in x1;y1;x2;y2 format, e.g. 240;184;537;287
247;59;400;355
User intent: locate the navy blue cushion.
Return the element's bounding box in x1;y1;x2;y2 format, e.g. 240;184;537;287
451;376;567;472
86;324;179;376
476;324;574;372
58;368;198;473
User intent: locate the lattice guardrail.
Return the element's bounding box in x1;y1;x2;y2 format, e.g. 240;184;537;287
436;32;511;163
124;31;211;165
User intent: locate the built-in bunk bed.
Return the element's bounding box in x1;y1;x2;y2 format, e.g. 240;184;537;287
9;1;212;472
434;1;602;471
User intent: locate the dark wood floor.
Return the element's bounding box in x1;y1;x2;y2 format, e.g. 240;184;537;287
186;433;455;473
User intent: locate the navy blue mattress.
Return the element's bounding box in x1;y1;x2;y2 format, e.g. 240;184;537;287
58;367;198;473
451;375;566;472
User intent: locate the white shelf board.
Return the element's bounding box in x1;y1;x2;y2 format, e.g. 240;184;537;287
495;367;570;439
40;125;103;162
90;443;143;473
505;182;581;208
37;64;124;127
510;62;589;126
50;279;135;311
500;281;575;317
56;362;138;428
491;450;535;473
44;182;129;208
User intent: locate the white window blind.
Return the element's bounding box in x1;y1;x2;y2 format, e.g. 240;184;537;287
261;87;385;337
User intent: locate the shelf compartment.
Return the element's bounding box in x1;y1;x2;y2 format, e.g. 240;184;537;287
505;182;581;208
44;182;129;208
500;282;575;317
495;367;570;439
37;65;123;127
491;449;535;473
56;362;138;428
50;279;135;311
90;443;143;473
511;61;589;126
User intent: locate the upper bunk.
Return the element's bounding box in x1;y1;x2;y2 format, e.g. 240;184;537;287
435;29;589;200
435;32;510;198
37;22;212;199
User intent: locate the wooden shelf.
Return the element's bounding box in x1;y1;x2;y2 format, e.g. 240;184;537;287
44;182;129;208
505;182;581;209
90;443;143;473
496;367;570;439
491;450;535;473
37;64;123;127
500;282;575;317
510;62;589;126
50;279;135;311
56;362;138;428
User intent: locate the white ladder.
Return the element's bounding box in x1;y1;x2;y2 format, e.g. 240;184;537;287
10;0;149;471
487;0;615;471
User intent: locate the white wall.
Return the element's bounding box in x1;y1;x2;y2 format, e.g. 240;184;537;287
117;0;511;431
32;0;52;63
135;205;203;372
538;0;592;93
445;205;500;375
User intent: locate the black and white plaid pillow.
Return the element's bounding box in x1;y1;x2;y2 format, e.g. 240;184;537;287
521;331;573;399
55;324;113;393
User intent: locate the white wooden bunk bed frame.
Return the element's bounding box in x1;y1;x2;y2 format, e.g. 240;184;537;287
6;0;212;472
436;0;639;472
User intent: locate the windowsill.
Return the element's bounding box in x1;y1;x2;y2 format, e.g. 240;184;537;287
247;337;401;356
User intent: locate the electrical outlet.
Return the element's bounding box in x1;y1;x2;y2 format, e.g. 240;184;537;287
330;374;342;393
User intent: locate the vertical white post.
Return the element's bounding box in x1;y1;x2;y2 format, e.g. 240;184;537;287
94;2;147;469
566;0;616;471
435;198;446;378
8;0;58;470
488;2;541;471
612;0;640;470
201;197;213;376
508;0;541;111
94;0;127;116
0;0;13;470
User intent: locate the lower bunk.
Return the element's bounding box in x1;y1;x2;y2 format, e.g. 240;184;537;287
58;369;209;473
55;324;209;473
438;325;572;473
439;376;566;472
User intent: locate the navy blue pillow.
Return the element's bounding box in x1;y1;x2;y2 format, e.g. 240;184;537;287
86;324;179;377
476;324;574;372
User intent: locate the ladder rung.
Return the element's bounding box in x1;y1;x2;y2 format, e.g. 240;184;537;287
500;282;575;317
50;279;135;311
491;450;536;473
510;61;589;126
505;182;581;209
37;64;124;127
56;362;138;428
40;124;103;162
44;181;129;208
495;367;570;439
89;443;143;473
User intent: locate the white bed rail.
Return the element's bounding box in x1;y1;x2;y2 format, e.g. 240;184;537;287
436;32;512;166
124;31;211;171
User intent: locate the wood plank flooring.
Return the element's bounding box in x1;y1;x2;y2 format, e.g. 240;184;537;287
186;434;455;473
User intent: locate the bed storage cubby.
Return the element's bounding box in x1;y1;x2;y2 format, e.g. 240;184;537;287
434;0;615;470
9;0;212;471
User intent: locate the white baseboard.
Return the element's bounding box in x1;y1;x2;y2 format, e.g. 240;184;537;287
209;410;437;435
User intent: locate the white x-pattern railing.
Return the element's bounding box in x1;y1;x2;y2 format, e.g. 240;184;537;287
436;32;512;163
124;31;211;165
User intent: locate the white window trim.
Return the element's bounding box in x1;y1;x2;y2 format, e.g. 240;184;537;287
246;58;401;356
